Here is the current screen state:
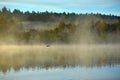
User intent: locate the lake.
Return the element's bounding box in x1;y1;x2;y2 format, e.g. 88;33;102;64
0;44;120;80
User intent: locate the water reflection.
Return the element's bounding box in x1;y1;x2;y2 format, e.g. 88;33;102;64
1;65;120;80
0;44;120;73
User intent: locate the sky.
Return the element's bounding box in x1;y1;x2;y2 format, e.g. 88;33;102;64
0;0;120;16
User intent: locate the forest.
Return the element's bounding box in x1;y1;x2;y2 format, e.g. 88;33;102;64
0;6;120;44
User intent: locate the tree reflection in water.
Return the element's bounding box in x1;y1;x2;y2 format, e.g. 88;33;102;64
0;44;120;73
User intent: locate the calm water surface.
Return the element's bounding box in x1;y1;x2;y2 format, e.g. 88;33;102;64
0;44;120;80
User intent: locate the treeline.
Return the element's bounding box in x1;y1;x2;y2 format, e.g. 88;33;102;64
0;7;120;44
95;19;120;33
0;6;120;22
0;12;77;44
21;19;77;44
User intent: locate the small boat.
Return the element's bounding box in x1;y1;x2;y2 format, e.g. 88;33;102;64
46;44;50;47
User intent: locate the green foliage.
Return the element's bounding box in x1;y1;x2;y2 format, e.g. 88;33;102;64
0;6;120;44
58;19;65;29
115;20;120;32
0;13;24;43
20;20;77;44
96;19;107;33
0;14;13;35
1;6;119;22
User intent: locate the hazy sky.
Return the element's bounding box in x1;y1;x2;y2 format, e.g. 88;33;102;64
0;0;120;16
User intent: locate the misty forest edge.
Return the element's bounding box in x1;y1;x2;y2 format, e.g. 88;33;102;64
0;7;120;44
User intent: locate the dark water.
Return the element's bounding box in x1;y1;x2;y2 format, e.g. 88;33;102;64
0;44;120;80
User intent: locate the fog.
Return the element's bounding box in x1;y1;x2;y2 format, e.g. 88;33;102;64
0;44;120;73
19;17;120;44
0;13;120;74
21;21;56;31
0;13;120;44
69;18;97;44
69;17;120;44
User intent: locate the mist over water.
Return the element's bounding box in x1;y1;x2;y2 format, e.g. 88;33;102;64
0;17;120;73
0;12;120;80
0;44;120;73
